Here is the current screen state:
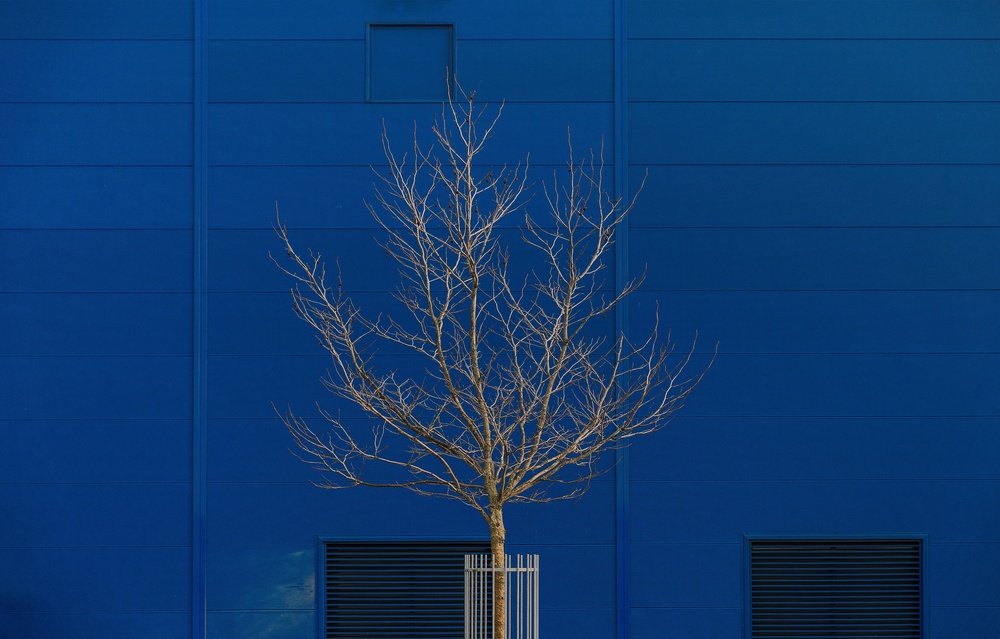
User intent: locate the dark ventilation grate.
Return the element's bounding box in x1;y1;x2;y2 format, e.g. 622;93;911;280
750;539;922;639
323;540;489;639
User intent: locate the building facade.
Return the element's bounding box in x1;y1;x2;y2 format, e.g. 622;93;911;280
2;1;999;637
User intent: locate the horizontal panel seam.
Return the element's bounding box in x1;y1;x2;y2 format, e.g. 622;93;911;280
627;37;1000;42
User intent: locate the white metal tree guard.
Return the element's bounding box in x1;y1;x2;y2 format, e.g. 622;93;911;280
464;554;539;639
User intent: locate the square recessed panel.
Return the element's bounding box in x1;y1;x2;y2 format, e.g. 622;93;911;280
368;25;453;101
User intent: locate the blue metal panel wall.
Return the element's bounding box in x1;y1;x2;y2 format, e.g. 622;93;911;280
625;1;1000;637
0;1;195;637
3;2;998;638
204;2;616;637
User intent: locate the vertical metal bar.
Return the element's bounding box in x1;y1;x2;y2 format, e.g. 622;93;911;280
525;555;531;639
476;554;480;639
533;555;539;639
476;555;479;639
479;557;493;637
482;554;486;639
526;555;531;639
527;555;532;639
191;1;209;637
510;554;515;639
477;555;482;639
504;554;509;639
481;554;486;639
517;554;522;639
465;555;470;639
462;555;471;639
478;554;482;639
474;555;477;639
474;555;479;639
465;553;542;639
475;554;479;639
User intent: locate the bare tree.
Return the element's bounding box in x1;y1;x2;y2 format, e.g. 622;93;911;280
274;89;712;639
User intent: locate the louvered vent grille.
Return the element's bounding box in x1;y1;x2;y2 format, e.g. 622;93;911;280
324;540;489;639
750;539;921;639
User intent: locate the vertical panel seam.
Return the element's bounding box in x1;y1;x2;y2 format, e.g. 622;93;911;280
613;2;631;639
192;0;208;637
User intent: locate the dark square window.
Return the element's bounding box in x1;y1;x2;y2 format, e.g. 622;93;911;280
322;539;489;639
749;538;922;639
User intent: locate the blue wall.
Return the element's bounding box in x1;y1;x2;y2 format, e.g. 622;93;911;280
625;3;1000;636
2;1;998;638
1;1;195;637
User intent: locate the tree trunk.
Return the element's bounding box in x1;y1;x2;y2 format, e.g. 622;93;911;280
488;506;506;639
